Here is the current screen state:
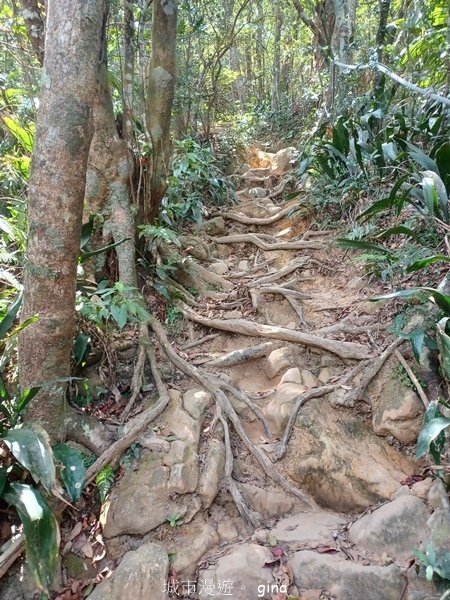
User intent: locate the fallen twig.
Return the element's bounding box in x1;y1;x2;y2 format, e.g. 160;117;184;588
394;349;429;408
180;333;220;350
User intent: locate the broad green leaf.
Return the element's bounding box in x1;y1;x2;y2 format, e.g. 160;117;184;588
375;226;418;240
357;197;393;222
405;140;438;172
53;444;85;502
406;255;450;273
80;217;95;250
2;116;34;152
422;176;439;217
372;287;450;314
111;303;128;329
437;318;450;380
416;417;450;458
3;482;59;592
401;330;425;362
381;141;397;162
13;386;41;424
337;238;392;254
0;291;22;341
0;466;7;496
2;426;56;493
73;333;90;366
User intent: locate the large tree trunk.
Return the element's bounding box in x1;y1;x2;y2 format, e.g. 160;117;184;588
19;0;106;440
145;0;178;222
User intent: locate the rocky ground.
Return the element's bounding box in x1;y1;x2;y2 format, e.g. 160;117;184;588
3;147;449;600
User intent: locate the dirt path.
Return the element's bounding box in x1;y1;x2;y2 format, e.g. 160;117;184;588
85;149;438;600
5;148;437;600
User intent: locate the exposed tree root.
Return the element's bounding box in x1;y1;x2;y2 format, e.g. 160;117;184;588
147;314;318;510
268;177;289;198
178;303;370;360
213;204;293;225
211;233;323;251
274;385;336;461
254;284;312;300
203;341;275;367
87;337;170;482
333;338;404;406
219;412;263;528
251;258;308;285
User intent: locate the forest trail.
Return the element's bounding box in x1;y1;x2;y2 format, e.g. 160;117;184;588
55;148;441;600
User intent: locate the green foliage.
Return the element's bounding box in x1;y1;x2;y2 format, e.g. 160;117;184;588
167;513;183;527
76;281;149;330
161;137;235;225
119;442;141;472
415;544;450;583
95;465;115;503
0;426;85;592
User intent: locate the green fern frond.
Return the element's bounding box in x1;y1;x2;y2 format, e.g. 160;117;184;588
0;268;22;290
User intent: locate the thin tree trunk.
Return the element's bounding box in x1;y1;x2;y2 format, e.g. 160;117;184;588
19;0;45;65
123;0;135;143
145;0;178;222
271;0;282;111
19;0;106;441
373;0;392;99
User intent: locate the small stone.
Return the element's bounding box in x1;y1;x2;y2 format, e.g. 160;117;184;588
428;479;450;511
248;187;267;198
318;367;333;383
241;483;296;519
183;388;212;420
217;520;239;542
266;347;292;379
301;369;318;388
286;321;297;329
87;543;168;600
290;550;403;600
280;367;303;385
171;521;219;577
198;543;276;600
238;259;250;271
410;478;433;502
209;261;229;276
196;216;226;236
349;495;429;560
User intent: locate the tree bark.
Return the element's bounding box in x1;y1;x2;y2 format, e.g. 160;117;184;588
85;44;137;288
19;0;45;65
19;0;106;441
271;0;282;111
373;0;392;100
145;0;178;222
